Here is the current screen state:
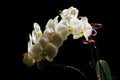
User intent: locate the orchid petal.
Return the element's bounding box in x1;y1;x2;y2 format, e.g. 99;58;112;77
30;44;43;62
34;22;41;32
23;53;35;67
44;43;58;59
50;32;63;48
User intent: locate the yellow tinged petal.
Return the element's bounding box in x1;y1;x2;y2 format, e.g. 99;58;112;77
23;53;35;67
46;56;53;62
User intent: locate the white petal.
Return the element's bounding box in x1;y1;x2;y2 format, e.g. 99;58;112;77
50;32;63;48
84;21;92;33
69;6;79;17
81;17;88;23
81;17;92;40
32;30;42;44
28;41;33;53
84;27;92;40
60;9;70;19
45;56;53;62
73;34;82;39
55;20;69;40
34;22;41;32
70;17;82;34
44;43;58;59
28;34;33;53
53;16;59;25
45;19;54;29
29;34;32;41
37;36;49;48
33;22;42;38
32;30;37;43
30;44;43;61
60;19;69;25
60;6;78;20
43;29;53;40
45;16;59;31
55;26;68;40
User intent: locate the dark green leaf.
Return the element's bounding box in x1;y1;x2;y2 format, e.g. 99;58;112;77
95;60;112;80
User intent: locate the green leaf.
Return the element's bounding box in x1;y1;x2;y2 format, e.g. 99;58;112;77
95;60;112;80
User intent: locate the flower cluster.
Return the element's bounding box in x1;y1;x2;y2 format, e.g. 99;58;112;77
23;6;93;67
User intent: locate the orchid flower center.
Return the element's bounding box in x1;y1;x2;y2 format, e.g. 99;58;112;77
68;26;73;34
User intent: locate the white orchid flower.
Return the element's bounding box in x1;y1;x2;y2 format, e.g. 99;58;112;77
44;16;59;39
27;22;59;63
71;17;92;40
32;22;42;43
60;7;92;40
55;15;81;40
27;22;43;58
29;36;58;62
56;6;80;39
44;16;64;47
60;6;78;20
45;16;59;30
81;17;92;40
23;6;96;69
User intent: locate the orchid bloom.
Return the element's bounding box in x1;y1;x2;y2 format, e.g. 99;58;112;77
23;6;94;67
60;6;78;20
26;35;58;63
23;22;59;66
23;34;35;67
44;16;64;48
32;22;42;43
59;7;92;40
23;53;35;67
72;17;93;40
57;6;81;38
29;36;58;62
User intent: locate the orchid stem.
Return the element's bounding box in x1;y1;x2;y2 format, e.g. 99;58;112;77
89;37;96;67
54;64;88;80
66;65;88;80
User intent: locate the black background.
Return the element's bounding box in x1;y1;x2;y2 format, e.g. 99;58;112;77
4;0;119;80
